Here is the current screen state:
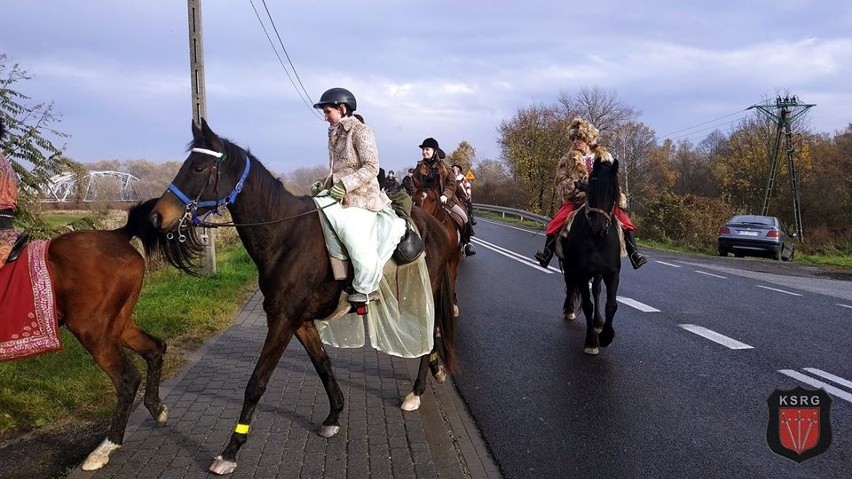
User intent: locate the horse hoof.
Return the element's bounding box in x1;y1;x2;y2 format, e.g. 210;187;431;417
453;304;460;318
433;365;447;383
564;313;576;321
209;456;238;475
319;425;340;438
583;347;600;355
81;439;121;471
156;404;169;424
401;392;422;412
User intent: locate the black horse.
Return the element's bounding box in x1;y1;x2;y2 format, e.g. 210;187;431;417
149;119;457;475
559;158;623;355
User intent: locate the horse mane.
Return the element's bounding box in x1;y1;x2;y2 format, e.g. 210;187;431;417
588;160;620;208
123;198;206;275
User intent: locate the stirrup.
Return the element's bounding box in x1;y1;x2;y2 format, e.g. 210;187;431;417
629;252;647;269
464;243;476;257
534;248;552;268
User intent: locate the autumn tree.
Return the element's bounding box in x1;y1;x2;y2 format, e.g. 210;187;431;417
1;54;77;215
446;140;476;172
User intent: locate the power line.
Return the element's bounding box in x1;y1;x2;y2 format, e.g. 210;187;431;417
665;115;749;143
658;109;749;140
248;0;321;119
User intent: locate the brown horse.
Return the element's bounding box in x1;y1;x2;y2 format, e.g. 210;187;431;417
411;164;463;318
4;199;203;471
148;119;457;475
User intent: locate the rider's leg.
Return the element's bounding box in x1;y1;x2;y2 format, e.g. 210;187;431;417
623;229;647;269
463;222;476;256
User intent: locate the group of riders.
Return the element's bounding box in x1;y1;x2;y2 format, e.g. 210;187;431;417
0;88;647;303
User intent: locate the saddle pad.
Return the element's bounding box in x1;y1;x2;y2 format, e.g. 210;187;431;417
0;240;61;361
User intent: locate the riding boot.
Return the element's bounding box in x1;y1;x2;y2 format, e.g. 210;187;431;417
624;230;647;269
462;223;476;257
534;234;556;268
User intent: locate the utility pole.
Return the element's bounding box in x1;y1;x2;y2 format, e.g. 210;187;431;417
188;0;216;274
747;95;814;241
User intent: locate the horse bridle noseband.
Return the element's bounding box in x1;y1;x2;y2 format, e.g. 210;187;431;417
584;204;614;231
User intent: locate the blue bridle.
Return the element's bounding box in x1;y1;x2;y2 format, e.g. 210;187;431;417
167;147;251;226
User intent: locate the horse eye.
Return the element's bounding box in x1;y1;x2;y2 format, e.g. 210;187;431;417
193;165;205;174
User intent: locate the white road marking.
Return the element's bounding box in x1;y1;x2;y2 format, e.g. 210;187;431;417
755;285;802;296
695;270;727;279
470;237;555;273
476;218;542;235
655;261;682;268
803;368;852;390
837;303;852;310
679;324;753;349
617;296;660;312
778;369;852;404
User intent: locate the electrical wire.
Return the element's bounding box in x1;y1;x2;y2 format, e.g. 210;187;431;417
249;0;321;119
658;109;749;140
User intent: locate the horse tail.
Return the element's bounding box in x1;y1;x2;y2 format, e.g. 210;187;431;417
437;266;458;375
119;198;206;275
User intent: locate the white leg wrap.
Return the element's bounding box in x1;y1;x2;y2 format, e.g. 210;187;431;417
401;392;422;412
81;439;121;471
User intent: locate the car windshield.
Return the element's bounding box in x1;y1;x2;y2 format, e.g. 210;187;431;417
731;215;774;226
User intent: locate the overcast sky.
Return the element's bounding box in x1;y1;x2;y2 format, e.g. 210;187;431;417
3;1;851;176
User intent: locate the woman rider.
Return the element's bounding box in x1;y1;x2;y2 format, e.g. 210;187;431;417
313;88;406;303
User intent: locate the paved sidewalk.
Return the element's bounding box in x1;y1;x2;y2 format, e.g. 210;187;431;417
69;291;500;479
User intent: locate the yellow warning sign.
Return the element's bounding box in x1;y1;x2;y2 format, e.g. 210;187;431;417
464;169;476;181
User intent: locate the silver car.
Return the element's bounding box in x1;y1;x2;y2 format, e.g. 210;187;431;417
718;215;796;261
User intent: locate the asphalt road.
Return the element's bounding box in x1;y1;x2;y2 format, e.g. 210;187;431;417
453;218;851;479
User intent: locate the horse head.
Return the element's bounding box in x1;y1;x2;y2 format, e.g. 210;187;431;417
414;186;441;216
151;118;251;231
584;158;620;237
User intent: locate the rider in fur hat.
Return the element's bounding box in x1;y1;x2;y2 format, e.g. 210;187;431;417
534;117;648;269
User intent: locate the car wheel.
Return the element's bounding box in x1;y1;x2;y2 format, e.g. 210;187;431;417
774;248;783;261
784;249;795;262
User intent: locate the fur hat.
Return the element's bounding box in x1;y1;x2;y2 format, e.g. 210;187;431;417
567;117;599;145
418;137;440;150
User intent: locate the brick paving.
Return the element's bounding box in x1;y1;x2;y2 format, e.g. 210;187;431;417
68;291;500;479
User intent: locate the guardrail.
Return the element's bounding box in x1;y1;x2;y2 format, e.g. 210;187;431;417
472;203;549;225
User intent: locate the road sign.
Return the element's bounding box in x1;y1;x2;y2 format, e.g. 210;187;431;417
465;169;476;181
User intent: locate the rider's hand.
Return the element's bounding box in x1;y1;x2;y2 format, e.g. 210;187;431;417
329;181;346;201
440;195;448;204
310;181;324;197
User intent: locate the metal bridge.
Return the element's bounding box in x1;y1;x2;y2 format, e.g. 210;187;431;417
43;170;141;202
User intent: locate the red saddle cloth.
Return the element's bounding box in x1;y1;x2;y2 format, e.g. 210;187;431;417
0;240;61;361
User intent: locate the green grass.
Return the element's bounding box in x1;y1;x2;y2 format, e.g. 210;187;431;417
0;242;258;436
477;210;545;230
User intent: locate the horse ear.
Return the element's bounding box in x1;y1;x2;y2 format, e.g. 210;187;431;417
191;119;203;143
197;118;225;152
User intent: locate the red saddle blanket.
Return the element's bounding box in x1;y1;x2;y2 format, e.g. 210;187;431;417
0;240;61;361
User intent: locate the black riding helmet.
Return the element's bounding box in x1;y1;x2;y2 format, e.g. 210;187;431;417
313;88;357;113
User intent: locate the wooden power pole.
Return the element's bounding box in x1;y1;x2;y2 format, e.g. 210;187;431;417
188;0;216;274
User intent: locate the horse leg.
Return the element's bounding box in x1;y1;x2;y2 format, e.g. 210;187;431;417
293;321;344;437
402;352;431;412
450;254;461;318
599;273;620;348
71;336;141;471
580;281;600;355
210;318;296;475
562;263;577;321
591;276;604;334
121;325;169;425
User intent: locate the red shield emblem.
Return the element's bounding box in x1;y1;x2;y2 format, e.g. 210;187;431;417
767;386;832;463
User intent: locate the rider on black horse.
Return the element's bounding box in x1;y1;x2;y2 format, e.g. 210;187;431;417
534;117;647;269
415;137;476;257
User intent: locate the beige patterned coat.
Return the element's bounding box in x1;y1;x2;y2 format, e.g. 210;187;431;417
325;116;390;212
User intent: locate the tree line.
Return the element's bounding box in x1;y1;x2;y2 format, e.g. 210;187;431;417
4;54;849;254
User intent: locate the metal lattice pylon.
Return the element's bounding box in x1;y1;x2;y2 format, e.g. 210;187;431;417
43;170;141;202
747;95;814;240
